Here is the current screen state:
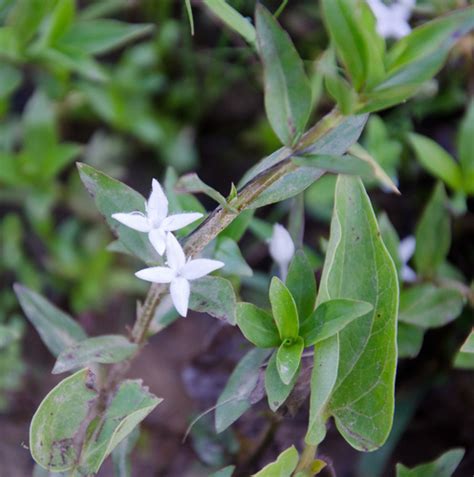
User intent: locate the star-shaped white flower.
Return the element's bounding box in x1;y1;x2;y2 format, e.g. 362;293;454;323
135;233;224;317
268;223;295;281
399;235;417;282
366;0;415;39
112;179;203;255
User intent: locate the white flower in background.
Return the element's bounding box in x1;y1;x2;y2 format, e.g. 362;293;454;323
112;179;203;255
269;223;295;281
136;233;224;317
366;0;415;39
399;235;417;282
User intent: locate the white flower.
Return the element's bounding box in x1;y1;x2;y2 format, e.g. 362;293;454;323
269;224;295;281
399;235;417;282
112;179;203;255
135;233;224;317
366;0;415;39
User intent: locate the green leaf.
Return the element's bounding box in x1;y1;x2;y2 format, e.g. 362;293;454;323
396;448;465;477
77;379;162;474
14;284;87;357
30;369;99;472
307;176;398;451
215;348;270;433
321;0;384;90
203;0;256;45
210;466;235;477
215;237;253;277
269;277;299;340
255;4;312;146
190;276;237;325
414;182;451;277
458;100;474;194
184;0;194;35
52;335;138;374
454;351;474;369
324;71;357;114
236;303;280;348
176;172;230;209
265;351;298;411
220;209;254;242
286;250;317;321
300;298;373;346
378;213;402;276
39;0;75;47
460;329;474;353
112;426;139;477
398;284;464;329
276;336;304;385
252;446;299;477
408;133;462;191
398;323;424;359
77;163;160;265
0;63;21;98
59;20;153;55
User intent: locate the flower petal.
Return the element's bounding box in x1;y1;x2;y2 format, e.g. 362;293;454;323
111;212;150;232
149;229;167;255
399;236;416;263
181;259;225;280
401;265;417;283
161;212;203;232
147;179;168;225
135;266;175;283
165;233;186;271
170;277;190;317
269;223;294;266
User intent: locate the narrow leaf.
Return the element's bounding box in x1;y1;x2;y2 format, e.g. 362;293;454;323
460;329;474;353
276;337;304;385
236;303;280;348
398;323;424;359
265;351;298;411
269;277;299;340
396;448;465;477
252;446;298;477
458;100;474;194
176;172;230;209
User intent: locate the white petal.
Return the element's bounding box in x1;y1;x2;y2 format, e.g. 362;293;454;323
401;265;417;283
135;266;175;283
147;178;168;226
170;277;190;317
181;259;225;280
269;224;295;267
165;232;186;271
366;0;389;18
161;212;203;232
149;229;167;255
399;236;416;263
111;212;150;232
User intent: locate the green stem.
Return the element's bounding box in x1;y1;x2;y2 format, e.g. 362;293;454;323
294;444;318;475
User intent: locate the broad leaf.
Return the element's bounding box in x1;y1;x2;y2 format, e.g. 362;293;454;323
414;183;451;277
398;284;464;329
203;0;256;45
236;303;280;348
398;323;424;359
14;284;87;357
409;133;462;191
77;380;162;474
77;163;160;264
306;176;398;451
458;100;474;194
52;335;138;374
276;337;304;385
300;299;373;346
189;276;237;325
30;369;99;472
215;348;270;433
269;277;299;340
255;4;312;146
252;446;299;477
286;250;317;320
396;448;465;477
265;351;298;411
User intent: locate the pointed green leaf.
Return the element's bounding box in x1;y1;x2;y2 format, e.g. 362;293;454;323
398;323;424;359
269;277;299;340
14;284;87;357
236;303;280;348
255;4;312;146
53;335;138;374
409;133;462;191
30;369;99;472
307;176;398;451
460;329;474;353
204;0;256;45
215;348;270;433
190;276;237;325
39;0;75;46
265;350;298;411
176;172;230;209
396;448;465;477
414;182;451;277
77;163;160;265
276;336;304;385
398;284;464;329
286;251;317;321
252;446;298;477
458;100;474;194
300;299;373;346
77;380;162;474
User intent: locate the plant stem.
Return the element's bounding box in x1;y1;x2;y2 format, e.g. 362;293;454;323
294;443;318;475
